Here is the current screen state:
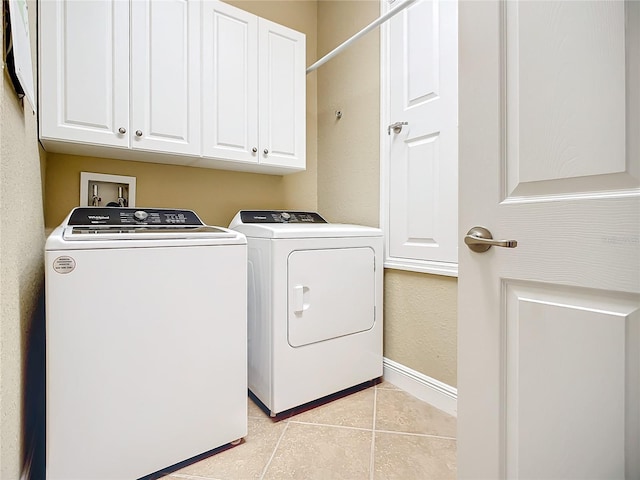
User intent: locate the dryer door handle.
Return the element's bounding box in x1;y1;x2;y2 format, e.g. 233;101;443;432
293;285;310;314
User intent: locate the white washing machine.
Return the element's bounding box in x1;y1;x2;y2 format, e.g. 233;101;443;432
230;210;383;416
45;207;247;480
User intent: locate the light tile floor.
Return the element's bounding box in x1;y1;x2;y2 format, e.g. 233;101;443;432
156;381;456;480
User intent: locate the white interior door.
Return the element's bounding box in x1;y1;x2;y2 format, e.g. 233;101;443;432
387;0;458;270
458;1;640;478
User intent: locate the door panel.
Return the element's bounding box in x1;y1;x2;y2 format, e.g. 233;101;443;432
202;0;258;163
388;0;457;265
287;248;375;347
406;0;438;106
258;19;306;169
131;0;200;155
458;1;640;478
504;282;638;478
39;0;129;147
505;1;637;198
404;133;439;245
509;2;626;185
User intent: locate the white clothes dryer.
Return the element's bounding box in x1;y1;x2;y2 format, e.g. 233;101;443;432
230;210;383;416
46;207;247;480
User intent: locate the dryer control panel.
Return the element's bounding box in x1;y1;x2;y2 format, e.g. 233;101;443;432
239;211;327;224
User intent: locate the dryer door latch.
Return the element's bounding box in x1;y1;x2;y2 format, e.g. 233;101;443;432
293;285;310;314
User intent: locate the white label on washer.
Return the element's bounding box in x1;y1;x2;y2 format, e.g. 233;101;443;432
53;256;76;274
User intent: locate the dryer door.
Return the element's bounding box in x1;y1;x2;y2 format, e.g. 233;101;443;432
287;247;376;347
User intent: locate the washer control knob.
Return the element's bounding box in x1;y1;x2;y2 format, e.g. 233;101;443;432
280;212;291;221
134;210;149;222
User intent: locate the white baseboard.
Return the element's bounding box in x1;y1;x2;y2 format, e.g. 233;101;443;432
382;357;457;417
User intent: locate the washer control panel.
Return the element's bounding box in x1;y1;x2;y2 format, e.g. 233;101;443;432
239;210;327;224
68;208;204;226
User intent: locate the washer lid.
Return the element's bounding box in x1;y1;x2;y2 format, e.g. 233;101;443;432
62;225;234;241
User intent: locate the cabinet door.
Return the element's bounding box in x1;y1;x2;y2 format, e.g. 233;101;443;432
131;0;201;156
39;0;129;148
201;0;259;164
258;19;306;169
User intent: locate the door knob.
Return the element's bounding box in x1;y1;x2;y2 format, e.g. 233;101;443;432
387;121;408;135
464;226;517;253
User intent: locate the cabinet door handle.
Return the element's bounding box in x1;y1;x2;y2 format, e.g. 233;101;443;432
118;127;126;134
252;147;258;153
263;148;269;155
135;130;143;137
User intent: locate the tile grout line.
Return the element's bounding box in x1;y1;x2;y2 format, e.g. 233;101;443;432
374;428;457;441
281;421;455;441
166;473;225;480
258;419;290;480
248;415;270;420
286;420;373;432
369;385;378;480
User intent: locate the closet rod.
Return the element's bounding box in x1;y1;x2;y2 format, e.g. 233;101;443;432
306;0;417;74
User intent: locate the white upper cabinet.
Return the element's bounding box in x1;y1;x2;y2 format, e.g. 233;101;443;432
39;0;130;148
198;0;306;174
201;1;259;164
258;19;306;170
40;0;199;157
130;0;201;156
39;0;306;174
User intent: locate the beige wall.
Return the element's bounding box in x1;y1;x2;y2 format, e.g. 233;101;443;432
44;0;318;229
315;0;458;387
226;0;319;212
1;0;46;477
316;0;380;227
45;155;288;228
384;271;457;386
